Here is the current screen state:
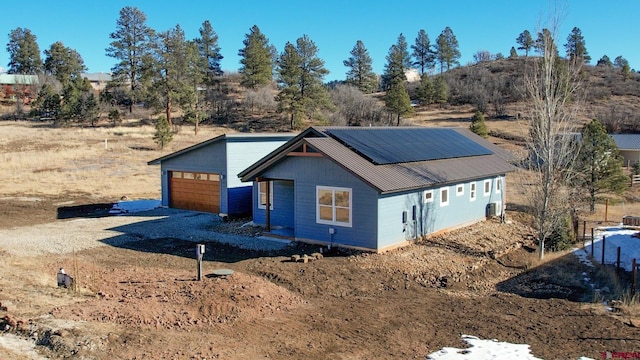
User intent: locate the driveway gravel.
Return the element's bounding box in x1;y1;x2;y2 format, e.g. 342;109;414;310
0;208;290;257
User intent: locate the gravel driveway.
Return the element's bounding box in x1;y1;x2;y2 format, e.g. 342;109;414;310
0;208;290;257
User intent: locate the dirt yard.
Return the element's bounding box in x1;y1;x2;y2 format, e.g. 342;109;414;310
1;120;640;359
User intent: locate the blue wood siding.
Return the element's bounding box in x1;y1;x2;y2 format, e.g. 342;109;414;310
227;186;252;216
254;156;378;249
377;175;506;249
253;180;295;228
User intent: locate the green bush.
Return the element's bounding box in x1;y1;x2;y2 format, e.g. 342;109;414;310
546;215;576;251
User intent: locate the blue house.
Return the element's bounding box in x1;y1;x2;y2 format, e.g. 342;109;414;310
148;133;292;216
239;126;516;252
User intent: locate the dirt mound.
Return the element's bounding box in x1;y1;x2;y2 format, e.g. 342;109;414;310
52;268;303;330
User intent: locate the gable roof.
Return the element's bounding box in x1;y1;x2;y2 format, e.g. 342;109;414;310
611;134;640;150
0;74;39;85
147;133;294;165
239;126;517;194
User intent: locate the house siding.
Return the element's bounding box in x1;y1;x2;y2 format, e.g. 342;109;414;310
253;180;295;228
377;175;506;249
255;156;379;249
226;140;288;188
227;186;252;216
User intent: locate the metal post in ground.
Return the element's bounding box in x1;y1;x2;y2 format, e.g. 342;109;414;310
196;244;205;281
591;231;594;257
617;247;621;277
582;221;586;247
632;258;637;298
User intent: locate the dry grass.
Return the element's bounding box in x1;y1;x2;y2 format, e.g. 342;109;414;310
0;120;232;200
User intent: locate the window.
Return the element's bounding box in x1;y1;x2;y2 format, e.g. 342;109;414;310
183;172;195;179
470;182;476;201
208;174;220;181
456;184;464;196
258;181;273;210
495;178;502;193
316;186;352;227
423;190;434;203
172;172;182;178
440;187;449;206
483;179;491;196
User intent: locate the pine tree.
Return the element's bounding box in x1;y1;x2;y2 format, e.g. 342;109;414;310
509;47;518;58
382;34;409;90
274;35;331;129
516;30;534;57
238;25;274;88
195;20;223;85
411;29;435;75
577;119;627;212
385;81;412;126
564;27;590;65
153;115;173;149
433;76;448;106
6;27;42;74
343;40;378;93
534;29;558;56
596;55;612;67
415;74;434;105
614;56;631;80
470;111;488;138
435;27;461;73
44;41;86;85
106;6;155;113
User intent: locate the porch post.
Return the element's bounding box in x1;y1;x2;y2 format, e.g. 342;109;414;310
265;180;271;231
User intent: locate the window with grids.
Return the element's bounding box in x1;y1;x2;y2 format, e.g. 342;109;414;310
316;186;352;226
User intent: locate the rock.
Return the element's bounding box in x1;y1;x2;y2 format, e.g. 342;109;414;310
629;318;640;328
291;255;300;262
311;252;323;260
301;255;309;264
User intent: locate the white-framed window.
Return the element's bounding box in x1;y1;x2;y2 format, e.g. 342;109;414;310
440;187;449;206
456;184;464;196
423;190;434;203
316;186;352;227
483;179;491;196
258;181;273;210
495;178;502;194
470;182;476;201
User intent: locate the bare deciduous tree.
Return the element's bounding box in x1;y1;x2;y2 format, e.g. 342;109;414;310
524;14;583;259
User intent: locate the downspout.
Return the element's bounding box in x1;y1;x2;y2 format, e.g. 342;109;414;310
265;180;271;232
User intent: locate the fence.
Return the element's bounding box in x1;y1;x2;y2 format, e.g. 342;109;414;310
632;175;640;187
584;232;639;298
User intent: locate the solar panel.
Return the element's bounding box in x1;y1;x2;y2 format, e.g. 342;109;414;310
324;128;493;165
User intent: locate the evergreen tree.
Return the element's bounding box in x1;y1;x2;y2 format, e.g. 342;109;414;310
275;35;330;129
596;55;612;67
415;74;434;105
534;28;558;56
151;24;194;127
153;115;173;149
385;81;412;126
433;76;448;106
382;35;409;90
470;111;488;138
614;56;631;79
6;27;42;74
516;30;534;57
238;25;275;88
577;119;627;212
343;40;378;93
509;46;518;58
276;42;303;128
564;27;590;65
435;27;461;73
411;29;435;75
44;41;86;85
195;20;224;84
106;6;155;113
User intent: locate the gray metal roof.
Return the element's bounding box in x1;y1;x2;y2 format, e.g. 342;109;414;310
239;126;517;194
0;74;39;85
611;134;640;150
148;133;294;165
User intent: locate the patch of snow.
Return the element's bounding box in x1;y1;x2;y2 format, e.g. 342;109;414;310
426;335;542;359
588;226;640;271
572;248;595;268
0;333;46;359
109;199;161;214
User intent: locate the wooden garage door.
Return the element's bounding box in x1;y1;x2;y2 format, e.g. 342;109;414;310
169;171;220;213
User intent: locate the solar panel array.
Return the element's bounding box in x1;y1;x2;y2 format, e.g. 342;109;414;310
324;128;493;165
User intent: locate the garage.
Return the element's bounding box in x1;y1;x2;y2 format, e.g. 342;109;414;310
169;171;220;213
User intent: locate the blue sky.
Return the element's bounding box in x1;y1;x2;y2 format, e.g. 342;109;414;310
0;1;637;81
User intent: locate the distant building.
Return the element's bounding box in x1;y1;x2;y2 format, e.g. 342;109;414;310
81;73;112;92
0;74;39;103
